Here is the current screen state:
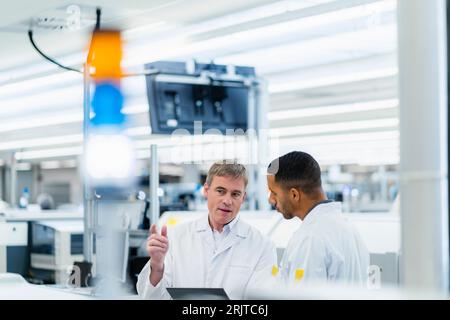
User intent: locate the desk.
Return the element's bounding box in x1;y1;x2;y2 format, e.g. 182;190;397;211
0;273;94;299
0;273;141;299
0;209;83;222
0;209;82;274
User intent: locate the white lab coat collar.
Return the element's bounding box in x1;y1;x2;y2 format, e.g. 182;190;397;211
302;201;342;225
195;213;249;257
195;213;247;238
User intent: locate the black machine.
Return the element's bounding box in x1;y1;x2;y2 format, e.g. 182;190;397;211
145;61;255;134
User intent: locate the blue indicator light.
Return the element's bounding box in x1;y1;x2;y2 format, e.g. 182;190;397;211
91;82;125;126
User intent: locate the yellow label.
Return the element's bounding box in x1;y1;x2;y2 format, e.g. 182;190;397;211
271;265;279;277
295;269;305;282
167;217;178;226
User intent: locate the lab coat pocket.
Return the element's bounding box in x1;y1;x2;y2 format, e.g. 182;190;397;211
224;265;252;299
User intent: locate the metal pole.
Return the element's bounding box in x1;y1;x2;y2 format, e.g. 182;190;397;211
150;145;160;225
247;85;257;210
31;164;40;202
10;153;16;207
379;166;387;203
83;63;93;263
0;163;5;271
398;0;449;292
255;79;271;211
0;165;4;202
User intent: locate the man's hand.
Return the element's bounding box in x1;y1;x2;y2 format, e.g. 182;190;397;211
147;224;168;286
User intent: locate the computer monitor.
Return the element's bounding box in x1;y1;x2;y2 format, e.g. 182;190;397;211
145;61;255;134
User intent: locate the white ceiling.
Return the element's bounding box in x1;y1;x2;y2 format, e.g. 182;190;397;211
0;0;279;71
0;0;399;167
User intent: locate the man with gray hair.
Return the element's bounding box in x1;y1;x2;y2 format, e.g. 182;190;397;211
137;161;277;299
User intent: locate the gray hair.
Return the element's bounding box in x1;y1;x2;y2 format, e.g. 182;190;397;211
205;161;248;187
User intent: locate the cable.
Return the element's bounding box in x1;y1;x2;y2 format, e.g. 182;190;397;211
123;69;160;77
95;7;101;30
28;7;160;77
28;29;82;73
27;7;100;74
29;30;159;77
28;14;159;78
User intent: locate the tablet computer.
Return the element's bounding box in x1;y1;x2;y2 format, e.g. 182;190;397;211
166;288;230;300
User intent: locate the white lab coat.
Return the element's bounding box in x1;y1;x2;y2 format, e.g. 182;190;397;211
280;202;369;286
137;214;277;300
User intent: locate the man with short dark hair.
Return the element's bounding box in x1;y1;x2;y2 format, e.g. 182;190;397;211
137;161;277;299
267;151;369;286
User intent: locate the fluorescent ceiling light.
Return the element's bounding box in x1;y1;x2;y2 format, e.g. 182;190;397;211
125;126;151;136
269;68;398;94
133;138;168;149
61;159;78;168
15;146;83;160
0;64;397;130
11;135;241;161
0;113;82;133
0;120;399;156
122;104;149;114
0;103;150;134
126;0;396;66
0;128;156;155
16;162;31;171
278;130;399;146
12;131;398;163
0;80;147;118
196;0;396;48
0;134;83;151
216;24;397;76
40;161;63;169
1;0;394;89
39;159;77;169
0;72;80;99
286;140;399;152
123;21;172;39
0;125;153;154
289;145;399;159
271;135;399;166
186;0;336;35
0;0;374;83
270;118;399;137
319;155;399;166
0;52;85;87
0;86;83;117
302;150;399;167
268;99;398;120
133;134;243;150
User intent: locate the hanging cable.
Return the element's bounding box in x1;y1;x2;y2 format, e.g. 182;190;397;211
28;29;82;73
95;7;101;30
28;6;159;78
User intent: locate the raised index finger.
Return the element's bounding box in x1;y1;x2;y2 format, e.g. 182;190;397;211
150;224;158;235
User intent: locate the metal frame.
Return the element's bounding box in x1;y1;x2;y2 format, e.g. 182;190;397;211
149;144;159;226
83;63;94;263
